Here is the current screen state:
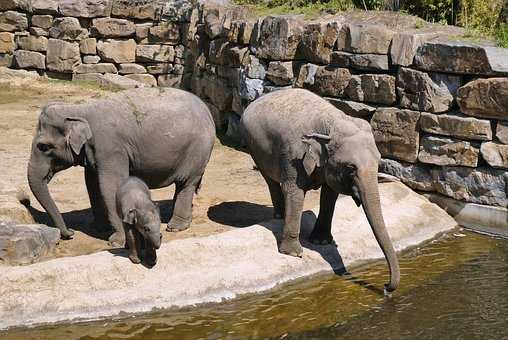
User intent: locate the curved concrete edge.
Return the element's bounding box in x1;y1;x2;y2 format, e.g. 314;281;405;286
0;182;457;330
425;193;508;238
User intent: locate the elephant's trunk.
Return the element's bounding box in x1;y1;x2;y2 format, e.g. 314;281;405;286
27;153;72;239
355;168;400;293
148;231;162;250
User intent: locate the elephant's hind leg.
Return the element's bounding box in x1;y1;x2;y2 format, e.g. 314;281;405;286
263;175;284;219
309;184;338;245
166;178;199;232
279;182;305;258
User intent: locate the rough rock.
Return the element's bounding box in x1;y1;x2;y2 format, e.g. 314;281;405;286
420;112;492;141
418;135;479;167
74;63;117;74
145;63;173;75
299;20;340;64
32;0;58;14
99;73;143;90
228;19;254;45
0;0;31;12
298;64;351;98
58;0;113;18
0;181;457;329
226;114;244;144
125;73;157;87
266;61;294;86
135;23;151;43
29;27;49;37
79;38;96;55
13;50;45;69
16;35;48;52
326;98;376;118
0;32;15;54
202;75;233;111
0;54;13;67
0;11;28;32
397;67;461;113
158;74;182;88
390;31;439;67
49;17;89;41
414;40;508;76
91;18;136;38
118;63;146;75
245;54;266;79
480;142;508;169
31;15;53;29
83;55;100;64
346;74;396;105
457;78;508;120
0;222;60;266
46;39;80;73
238;76;263;101
496;122;508;144
149;22;180;44
72;72;102;82
97;39;136;63
380;159;508;206
330;51;389;71
338;24;395;54
255;15;304;61
371;108;421;162
111;0;159;20
136;44;174;63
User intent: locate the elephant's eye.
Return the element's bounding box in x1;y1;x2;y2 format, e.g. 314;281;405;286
345;164;357;175
37;143;54;153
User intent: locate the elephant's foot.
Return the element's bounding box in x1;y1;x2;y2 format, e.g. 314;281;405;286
143;247;157;268
166;216;191;232
279;238;303;258
108;231;126;248
309;229;335;245
128;253;141;264
60;228;74;240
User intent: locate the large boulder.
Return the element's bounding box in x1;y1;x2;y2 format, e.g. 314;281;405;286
457;78;508;120
298;20;340;64
480;142;508;170
414;40;508;76
266;61;294;86
420;112;492;141
46;39;80;73
338;24;395;54
148;22;180;44
91;18;136;38
111;0;160;20
99;73;143;90
346;74;396;105
255;15;304;61
297;64;351;98
380;159;508;207
49;17;89;41
31;15;53;29
13;50;45;69
0;0;31;12
497;122;508;144
136;44;174;63
244;55;266;79
371;108;421;163
397;67;461;113
74;63;117;74
326;98;376;119
390;31;438;67
0;32;15;54
16;35;48;52
118;63;146;74
0;11;28;32
97;39;136;63
331;51;389;71
79;38;97;55
32;0;58;14
418;135;479;167
58;0;112;18
0;222;60;266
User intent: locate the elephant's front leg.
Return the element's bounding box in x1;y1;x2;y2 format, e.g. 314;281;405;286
280;182;305;257
309;184;338;245
167;180;198;232
125;225;141;264
98;166;128;247
263;175;285;219
84;167;109;230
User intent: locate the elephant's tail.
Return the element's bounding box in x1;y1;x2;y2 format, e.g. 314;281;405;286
195;177;203;195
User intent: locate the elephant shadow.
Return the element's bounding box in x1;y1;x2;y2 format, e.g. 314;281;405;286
208;201;386;296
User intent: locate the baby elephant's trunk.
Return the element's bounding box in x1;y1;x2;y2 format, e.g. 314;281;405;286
147;231;162;250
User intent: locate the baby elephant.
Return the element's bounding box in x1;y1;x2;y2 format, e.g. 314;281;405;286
117;177;162;267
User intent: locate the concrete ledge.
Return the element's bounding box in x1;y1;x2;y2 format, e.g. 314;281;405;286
0;182;457;330
425;193;508;237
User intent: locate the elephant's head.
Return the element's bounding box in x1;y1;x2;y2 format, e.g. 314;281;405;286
302;131;400;293
27;104;94;239
123;205;162;250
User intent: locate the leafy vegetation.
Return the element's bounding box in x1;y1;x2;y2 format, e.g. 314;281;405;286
234;0;508;46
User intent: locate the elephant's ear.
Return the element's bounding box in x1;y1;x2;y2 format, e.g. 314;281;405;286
64;117;92;156
123;209;137;225
302;133;331;176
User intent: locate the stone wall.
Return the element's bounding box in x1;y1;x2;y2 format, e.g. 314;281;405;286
1;1;507;208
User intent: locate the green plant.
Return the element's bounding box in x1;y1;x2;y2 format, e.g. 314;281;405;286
498;22;508;47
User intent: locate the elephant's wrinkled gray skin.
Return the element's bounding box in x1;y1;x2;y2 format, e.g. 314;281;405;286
117;176;162;266
241;89;400;292
27;88;215;247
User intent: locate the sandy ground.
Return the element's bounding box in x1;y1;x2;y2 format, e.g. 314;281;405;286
0;78;320;260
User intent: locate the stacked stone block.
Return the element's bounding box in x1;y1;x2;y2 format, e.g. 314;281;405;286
0;0;196;87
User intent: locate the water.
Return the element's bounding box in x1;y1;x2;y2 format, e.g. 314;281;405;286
2;231;508;340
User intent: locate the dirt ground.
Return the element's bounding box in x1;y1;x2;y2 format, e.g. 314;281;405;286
0;77;320;260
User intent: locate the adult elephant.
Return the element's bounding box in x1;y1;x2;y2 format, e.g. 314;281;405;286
27;88;215;246
241;88;399;293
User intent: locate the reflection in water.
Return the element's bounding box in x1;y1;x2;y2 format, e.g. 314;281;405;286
2;231;508;340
